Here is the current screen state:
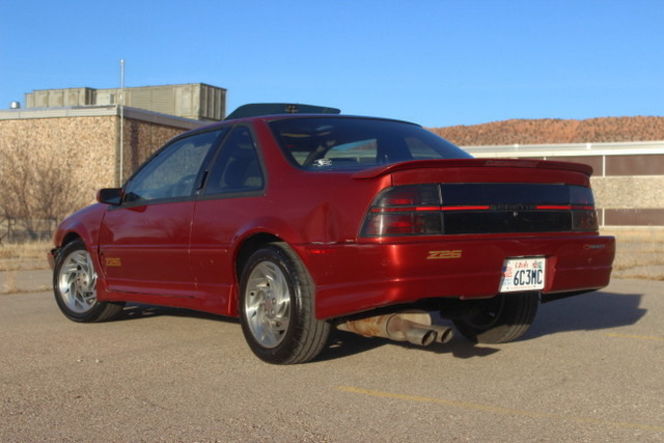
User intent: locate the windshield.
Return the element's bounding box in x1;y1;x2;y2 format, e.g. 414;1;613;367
269;117;472;171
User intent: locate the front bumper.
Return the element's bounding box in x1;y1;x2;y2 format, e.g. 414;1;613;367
298;233;615;319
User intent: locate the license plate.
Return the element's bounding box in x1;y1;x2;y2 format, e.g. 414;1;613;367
499;257;546;292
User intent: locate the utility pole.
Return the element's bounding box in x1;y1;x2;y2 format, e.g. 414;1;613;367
119;59;125;185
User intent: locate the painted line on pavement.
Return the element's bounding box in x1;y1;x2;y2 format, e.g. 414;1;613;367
336;386;664;433
605;332;664;342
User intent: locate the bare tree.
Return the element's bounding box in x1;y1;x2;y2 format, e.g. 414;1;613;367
0;141;89;241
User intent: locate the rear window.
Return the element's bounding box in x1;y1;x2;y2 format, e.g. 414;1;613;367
269;117;472;171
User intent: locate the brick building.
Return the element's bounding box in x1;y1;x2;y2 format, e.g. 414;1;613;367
1;83;223;186
0;105;205;188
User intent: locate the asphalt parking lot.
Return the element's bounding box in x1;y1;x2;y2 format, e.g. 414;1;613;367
1;272;663;442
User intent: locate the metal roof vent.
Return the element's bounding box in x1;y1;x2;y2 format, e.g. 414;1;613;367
10;101;20;109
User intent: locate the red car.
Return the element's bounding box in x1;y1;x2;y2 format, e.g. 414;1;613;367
50;104;615;364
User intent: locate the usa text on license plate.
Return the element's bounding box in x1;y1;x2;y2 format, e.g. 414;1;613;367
499;257;546;292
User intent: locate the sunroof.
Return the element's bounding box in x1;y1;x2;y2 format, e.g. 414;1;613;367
225;103;341;120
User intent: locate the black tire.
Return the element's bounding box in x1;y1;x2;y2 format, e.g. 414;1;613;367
452;292;539;344
53;239;124;322
239;242;330;364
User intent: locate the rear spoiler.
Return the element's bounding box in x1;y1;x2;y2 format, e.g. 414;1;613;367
225;103;341;120
352;158;594;180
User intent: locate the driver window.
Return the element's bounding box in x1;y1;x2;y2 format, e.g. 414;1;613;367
124;129;222;203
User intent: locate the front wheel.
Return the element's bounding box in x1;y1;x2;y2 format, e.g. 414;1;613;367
452;292;539;344
53;240;124;322
239;242;330;364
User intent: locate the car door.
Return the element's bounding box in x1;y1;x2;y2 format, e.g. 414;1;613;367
189;125;267;313
98;128;225;297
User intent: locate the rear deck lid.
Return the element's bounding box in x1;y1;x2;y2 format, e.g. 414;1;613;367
357;159;598;237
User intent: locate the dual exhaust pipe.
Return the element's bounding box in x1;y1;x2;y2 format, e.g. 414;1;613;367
337;312;453;347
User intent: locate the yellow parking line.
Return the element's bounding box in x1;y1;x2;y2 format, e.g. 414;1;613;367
336;386;664;433
605;332;664;342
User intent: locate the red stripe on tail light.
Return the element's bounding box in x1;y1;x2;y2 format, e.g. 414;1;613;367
371;206;442;213
441;205;491;211
372;205;492;213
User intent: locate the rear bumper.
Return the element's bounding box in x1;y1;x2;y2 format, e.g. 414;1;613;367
297;233;615;319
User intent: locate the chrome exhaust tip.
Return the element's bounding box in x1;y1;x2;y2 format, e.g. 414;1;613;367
404;327;437;347
337;311;452;347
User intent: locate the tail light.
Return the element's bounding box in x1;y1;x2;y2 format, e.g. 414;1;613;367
362;185;448;237
572;208;598;231
568;185;599;231
361;183;598;237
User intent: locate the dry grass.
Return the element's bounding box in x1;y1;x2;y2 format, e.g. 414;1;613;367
0;240;52;271
601;227;664;281
1;270;18;293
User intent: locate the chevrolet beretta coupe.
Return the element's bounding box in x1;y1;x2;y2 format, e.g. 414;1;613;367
50;104;615;364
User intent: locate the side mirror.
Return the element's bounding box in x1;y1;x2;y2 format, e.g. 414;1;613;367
97;188;123;205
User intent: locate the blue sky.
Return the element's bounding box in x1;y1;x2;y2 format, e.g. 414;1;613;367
1;0;662;127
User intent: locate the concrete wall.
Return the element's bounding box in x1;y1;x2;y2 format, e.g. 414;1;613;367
25;83;226;121
591;176;664;209
591;176;664;226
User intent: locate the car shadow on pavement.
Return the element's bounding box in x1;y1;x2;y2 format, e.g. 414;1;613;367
116;304;239;324
115;305;499;361
525;290;646;339
110;290;640;362
318;329;500;362
317;289;647;361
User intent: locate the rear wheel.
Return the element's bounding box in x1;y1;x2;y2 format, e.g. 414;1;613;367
452;292;539;343
53;240;124;322
239;242;330;364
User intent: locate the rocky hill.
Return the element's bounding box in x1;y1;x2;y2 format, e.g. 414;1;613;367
429;116;664;146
